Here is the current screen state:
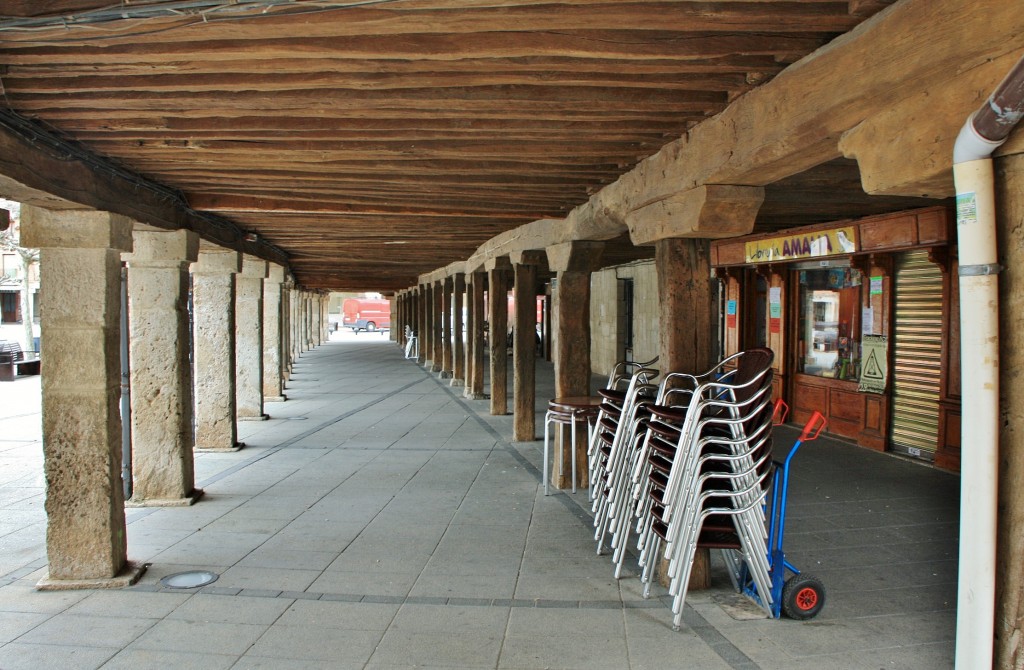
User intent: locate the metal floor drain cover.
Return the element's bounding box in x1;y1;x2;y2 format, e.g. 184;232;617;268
160;570;219;589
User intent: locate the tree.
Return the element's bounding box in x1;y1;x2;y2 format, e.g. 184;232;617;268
0;200;38;351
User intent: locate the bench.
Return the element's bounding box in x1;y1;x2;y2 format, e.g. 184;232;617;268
0;340;40;381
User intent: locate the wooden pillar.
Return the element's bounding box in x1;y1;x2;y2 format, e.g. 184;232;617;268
452;273;466;386
441;277;453;377
468;270;486;399
487;258;511;415
512;252;542;442
655;237;717;590
21;206;143;588
546;241;604;489
417;284;428;366
431;280;443;372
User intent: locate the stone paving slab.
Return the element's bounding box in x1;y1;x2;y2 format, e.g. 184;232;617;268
0;332;960;668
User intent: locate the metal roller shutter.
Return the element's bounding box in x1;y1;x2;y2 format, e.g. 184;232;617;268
890;250;944;460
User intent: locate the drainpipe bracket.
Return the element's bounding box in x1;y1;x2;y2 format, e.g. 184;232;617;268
958;263;1003;276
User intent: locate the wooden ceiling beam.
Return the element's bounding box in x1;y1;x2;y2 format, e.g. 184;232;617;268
0;3;856;47
1;32;828;64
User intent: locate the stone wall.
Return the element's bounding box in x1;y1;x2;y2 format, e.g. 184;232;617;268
589;260;659;376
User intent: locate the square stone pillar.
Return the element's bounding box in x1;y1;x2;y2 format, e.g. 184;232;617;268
263;264;287;402
512;255;540;442
487;259;511;416
441;277;453;378
123;229;202;507
312;292;322;347
452;273;466;387
191;248;243;451
546;241;604;489
300;291;310;353
236;255;268;421
21;206;144;588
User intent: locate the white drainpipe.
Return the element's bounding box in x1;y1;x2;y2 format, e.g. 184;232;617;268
952;56;1024;670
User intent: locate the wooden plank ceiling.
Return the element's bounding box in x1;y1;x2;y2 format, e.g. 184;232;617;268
0;0;913;291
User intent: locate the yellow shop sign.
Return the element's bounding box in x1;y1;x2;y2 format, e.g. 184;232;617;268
744;226;858;264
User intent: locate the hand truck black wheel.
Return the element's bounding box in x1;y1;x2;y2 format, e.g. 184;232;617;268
781;574;826;620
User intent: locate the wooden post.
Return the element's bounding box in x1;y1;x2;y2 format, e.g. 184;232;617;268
452;273;466;386
468;271;487;399
512;254;541;441
546;241;604;489
487;258;511;415
441;276;453;377
656;236;716;590
417;284;427;365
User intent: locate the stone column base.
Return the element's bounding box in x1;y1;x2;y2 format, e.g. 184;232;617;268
126;489;204;508
238;414;269;421
265;395;287;403
195;442;245;453
449;379;465;388
37;561;148;591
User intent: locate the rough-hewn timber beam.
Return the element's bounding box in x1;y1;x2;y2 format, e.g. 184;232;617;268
422;0;1024;285
0;112;289;268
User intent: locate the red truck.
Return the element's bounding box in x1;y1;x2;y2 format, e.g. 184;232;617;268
342;298;391;332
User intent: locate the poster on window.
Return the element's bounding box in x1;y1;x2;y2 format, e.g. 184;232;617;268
858;334;888;394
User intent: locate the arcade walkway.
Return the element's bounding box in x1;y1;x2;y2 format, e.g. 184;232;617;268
0;333;959;669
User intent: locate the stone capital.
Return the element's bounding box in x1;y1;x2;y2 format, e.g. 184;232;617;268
545;240;605;273
191;249;242;275
124;229;199;267
240;254;269;278
625;185;764;246
266;264;286;284
21;205;133;251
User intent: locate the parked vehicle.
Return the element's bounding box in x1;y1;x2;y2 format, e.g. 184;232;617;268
342;298;391;332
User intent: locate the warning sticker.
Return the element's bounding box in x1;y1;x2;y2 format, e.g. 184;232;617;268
858;335;888;394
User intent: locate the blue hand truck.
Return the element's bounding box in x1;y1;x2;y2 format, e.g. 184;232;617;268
742;400;828;619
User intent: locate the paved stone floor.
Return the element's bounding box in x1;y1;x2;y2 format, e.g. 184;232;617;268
0;331;959;669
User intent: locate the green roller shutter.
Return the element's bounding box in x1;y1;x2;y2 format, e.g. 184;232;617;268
890;250;944;460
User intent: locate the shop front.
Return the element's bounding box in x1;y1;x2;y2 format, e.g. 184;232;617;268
710;206;961;471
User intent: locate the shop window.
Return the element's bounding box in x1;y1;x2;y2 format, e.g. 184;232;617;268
797;268;862;381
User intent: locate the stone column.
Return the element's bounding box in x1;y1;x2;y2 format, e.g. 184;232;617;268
487;258;512;416
423;283;435;369
123;229;202;507
390;294;399;343
312;292;322;346
191;248;243;452
468;270;486;399
546;241;604;489
452;273;466;387
236;255;268;421
441;277;453;377
431;280;443;373
512;252;542;442
21;206;143;588
281;279;292;379
263;264;286;402
291;285;301;361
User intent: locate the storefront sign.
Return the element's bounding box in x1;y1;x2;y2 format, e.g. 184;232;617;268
870;276;883;295
858;334;888;394
744;226;858;264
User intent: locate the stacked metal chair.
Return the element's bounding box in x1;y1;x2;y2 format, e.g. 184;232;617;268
589;371;660;568
628;349;776;629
